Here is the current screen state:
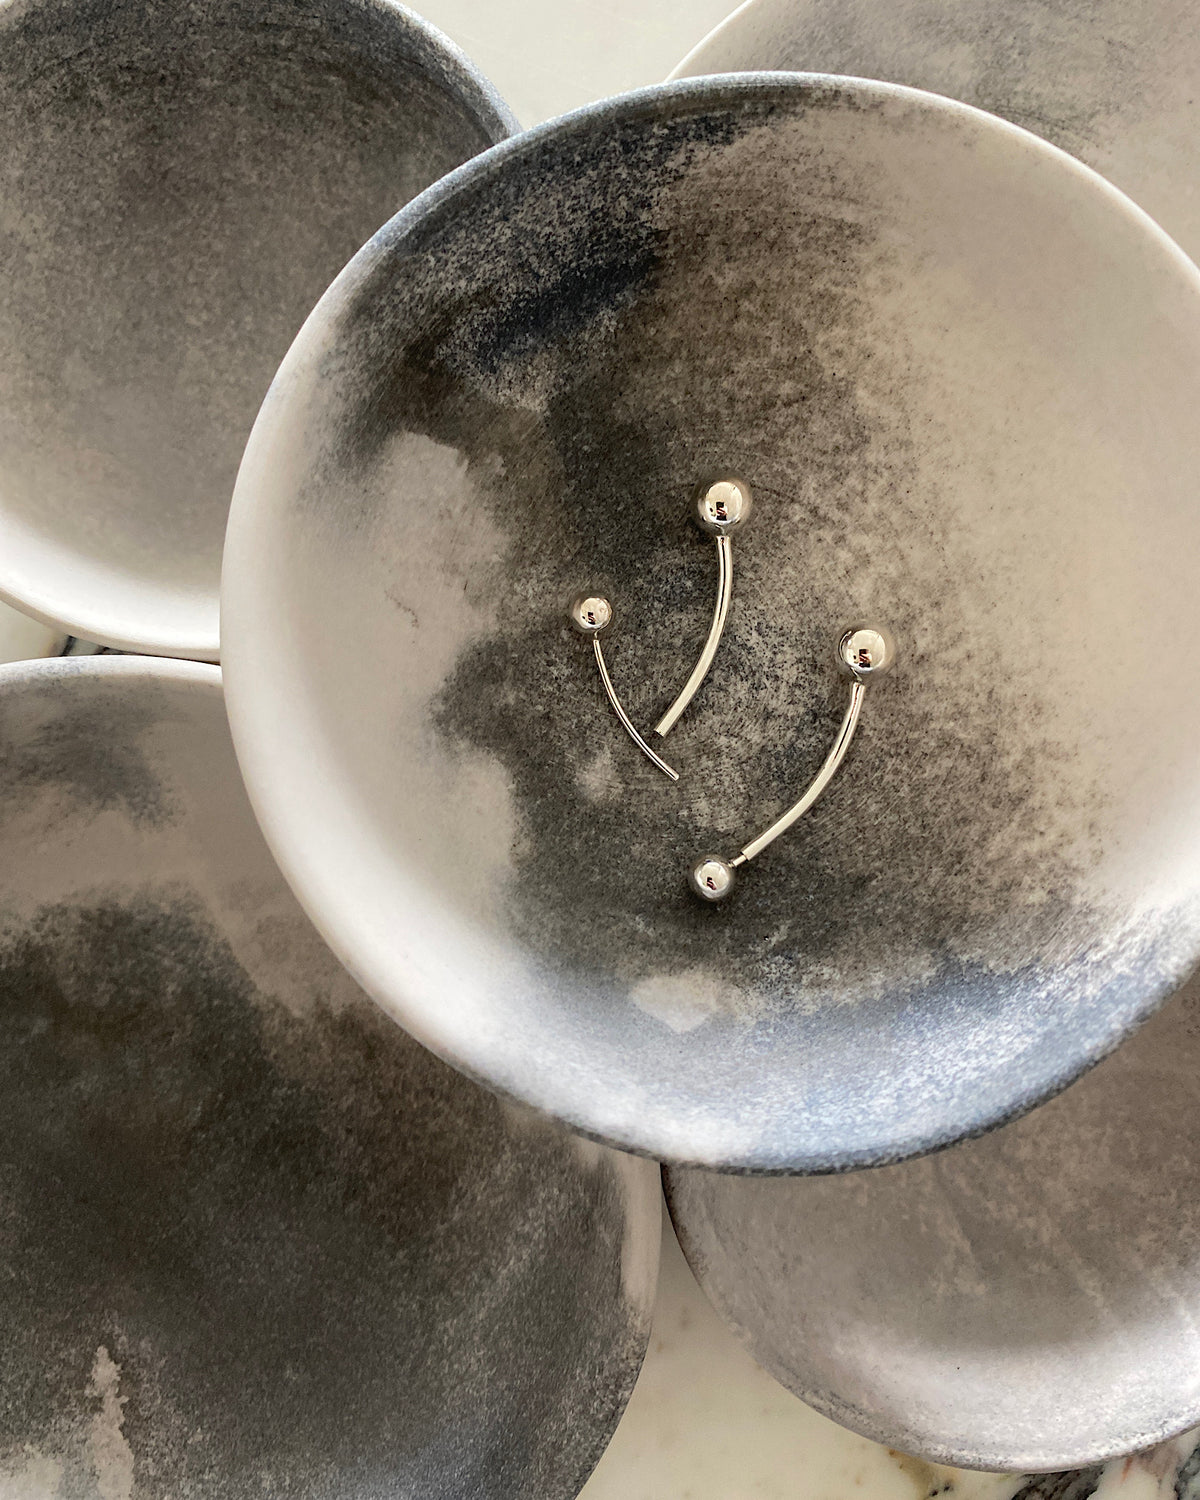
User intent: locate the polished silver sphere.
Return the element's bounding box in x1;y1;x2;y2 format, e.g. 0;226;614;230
689;854;737;902
694;477;752;536
568;593;614;637
837;624;896;681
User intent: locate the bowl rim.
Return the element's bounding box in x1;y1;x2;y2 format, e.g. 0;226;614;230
0;648;221;695
0;0;517;660
221;69;1200;1172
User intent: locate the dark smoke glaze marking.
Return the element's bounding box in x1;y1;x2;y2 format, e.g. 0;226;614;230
0;896;644;1499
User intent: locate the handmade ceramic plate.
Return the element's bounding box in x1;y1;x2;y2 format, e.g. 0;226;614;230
0;655;659;1499
0;0;514;658
223;75;1200;1172
672;0;1200;266
666;962;1200;1470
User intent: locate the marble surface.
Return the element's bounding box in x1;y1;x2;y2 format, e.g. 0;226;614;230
0;599;62;664
415;0;735;124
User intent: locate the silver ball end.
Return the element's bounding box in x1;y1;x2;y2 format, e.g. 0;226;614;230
568;593;614;637
837;624;896;681
694;477;752;537
689;854;736;902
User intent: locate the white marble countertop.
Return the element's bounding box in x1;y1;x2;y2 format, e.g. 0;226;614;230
3;1;1197;1494
0;599;63;664
412;0;734;128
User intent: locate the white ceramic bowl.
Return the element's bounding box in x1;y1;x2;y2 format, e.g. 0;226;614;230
0;0;514;658
666;962;1200;1470
223;75;1200;1172
672;0;1200;269
0;654;660;1497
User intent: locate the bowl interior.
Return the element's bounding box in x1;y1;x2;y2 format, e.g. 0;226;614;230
223;76;1200;1170
0;657;658;1498
0;0;512;656
665;962;1200;1470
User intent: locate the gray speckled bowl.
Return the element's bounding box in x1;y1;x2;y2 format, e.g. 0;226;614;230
672;0;1200;269
665;963;1200;1470
0;0;514;659
222;75;1200;1172
0;655;660;1499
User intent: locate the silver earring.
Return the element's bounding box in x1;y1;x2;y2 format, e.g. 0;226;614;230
653;477;752;739
568;476;752;780
689;625;896;902
568;593;680;781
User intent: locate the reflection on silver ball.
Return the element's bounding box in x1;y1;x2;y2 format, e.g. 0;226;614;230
694;477;752;536
568;594;613;636
689;855;736;902
837;624;896;680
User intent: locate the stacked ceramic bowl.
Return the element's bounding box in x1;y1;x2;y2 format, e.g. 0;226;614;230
3;0;1200;1491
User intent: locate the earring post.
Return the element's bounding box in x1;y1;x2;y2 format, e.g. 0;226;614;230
737;680;865;862
688;624;895;903
653;534;733;738
594;638;680;781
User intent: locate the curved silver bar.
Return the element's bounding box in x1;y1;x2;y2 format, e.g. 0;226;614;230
688;625;895;903
653;535;732;738
734;681;865;864
594;639;680;782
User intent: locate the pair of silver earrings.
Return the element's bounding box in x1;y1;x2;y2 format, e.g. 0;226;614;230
568;477;895;902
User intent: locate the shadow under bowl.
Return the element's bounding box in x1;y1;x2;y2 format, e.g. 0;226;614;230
0;655;660;1499
0;0;514;658
222;74;1200;1171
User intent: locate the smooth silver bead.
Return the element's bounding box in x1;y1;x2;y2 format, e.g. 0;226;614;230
837;624;896;680
689;854;736;902
568;593;614;637
694;477;752;536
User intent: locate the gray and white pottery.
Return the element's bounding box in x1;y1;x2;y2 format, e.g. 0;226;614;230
222;76;1200;1173
672;0;1200;268
0;0;515;659
0;654;660;1499
665;960;1200;1471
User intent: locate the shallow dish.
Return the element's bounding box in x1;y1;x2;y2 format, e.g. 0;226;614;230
0;654;659;1498
0;0;514;658
665;962;1200;1470
223;75;1200;1172
672;0;1200;266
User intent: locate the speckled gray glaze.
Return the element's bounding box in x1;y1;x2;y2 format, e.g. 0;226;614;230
0;655;659;1500
0;0;514;658
666;961;1200;1469
672;0;1200;268
222;76;1200;1172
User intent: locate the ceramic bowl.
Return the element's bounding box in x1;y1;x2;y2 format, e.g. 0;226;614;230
672;0;1200;266
0;654;660;1498
0;0;514;659
665;961;1200;1470
222;75;1200;1172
